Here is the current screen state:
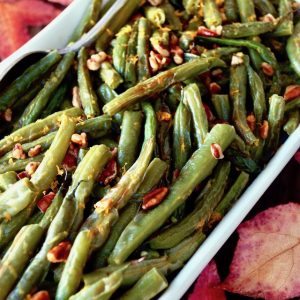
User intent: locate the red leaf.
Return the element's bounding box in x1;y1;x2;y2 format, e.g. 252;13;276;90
222;203;300;300
0;0;60;59
188;260;226;300
47;0;72;5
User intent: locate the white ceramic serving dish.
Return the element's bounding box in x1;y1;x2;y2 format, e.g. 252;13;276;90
0;1;299;299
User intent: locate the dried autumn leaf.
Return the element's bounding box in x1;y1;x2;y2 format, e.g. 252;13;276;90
222;203;300;300
47;0;72;5
188;260;226;300
0;0;61;59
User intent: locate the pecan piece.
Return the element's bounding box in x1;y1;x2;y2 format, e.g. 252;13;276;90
29;291;50;300
37;192;56;213
210;143;224;159
284;85;300;102
142;187;168;210
98;158;118;186
47;241;71;263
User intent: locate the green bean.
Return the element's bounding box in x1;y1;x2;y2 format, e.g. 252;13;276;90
253;0;277;17
230;59;258;145
27;210;43;225
69;145;112;239
59;98;73;110
93;158;167;269
173;101;192;170
287;21;300;77
145;6;166;27
215;171;250;216
224;0;239;22
103;57;226;116
12;84;42;112
211;94;231;121
235;0;264;70
150;30;170;52
80;103;156;250
0;224;44;300
7;165;100;299
183;83;208;147
0;154;44;174
0;51;61;112
159;0;182;31
78;47;100;118
166;231;206;264
76;115;112;139
0;171;17;191
149;161;231;249
100;61;124;90
120;268;168;300
201;47;241;59
264;94;285;157
137;158;168;193
77;148;88;164
0;115;111;164
273;0;293;36
40;80;69;118
283;110;300;135
70;0;102;42
183;0;201;16
95;0;141;51
39;188;64;230
0;203;35;252
0;107;82;157
56;230;93;300
31;115;76;192
137;17;151;82
96;137;118;149
197;37;277;70
0;177;36;222
109;124;235;264
222;21;275;38
245;55;266;124
118;111;143;171
285;97;300;112
113;25;132;76
166;83;182;112
225;147;260;173
124;21;138;87
70;268;124;300
92;203;139;269
17;52;75;127
203;0;222;28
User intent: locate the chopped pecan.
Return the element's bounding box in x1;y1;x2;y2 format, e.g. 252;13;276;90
47;241;71;263
261;62;274;76
72;86;82;108
171;46;184;65
37;192;56;213
29;291;50;300
246;114;256;132
157;111;172;122
98;158;118;186
231;53;244;66
25;161;40;176
62;143;79;171
210;143;224;159
87;51;107;71
259;120;269;140
17;171;29;180
28;145;42;158
284;85;300;102
197;26;220;37
71;132;88;148
1;108;12;122
209;82;222;94
147;0;163;6
12;143;26;159
142;187;168;210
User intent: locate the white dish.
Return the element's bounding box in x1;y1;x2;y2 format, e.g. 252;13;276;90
0;1;299;299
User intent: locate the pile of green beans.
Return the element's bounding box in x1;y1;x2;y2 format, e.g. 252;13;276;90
0;0;299;299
